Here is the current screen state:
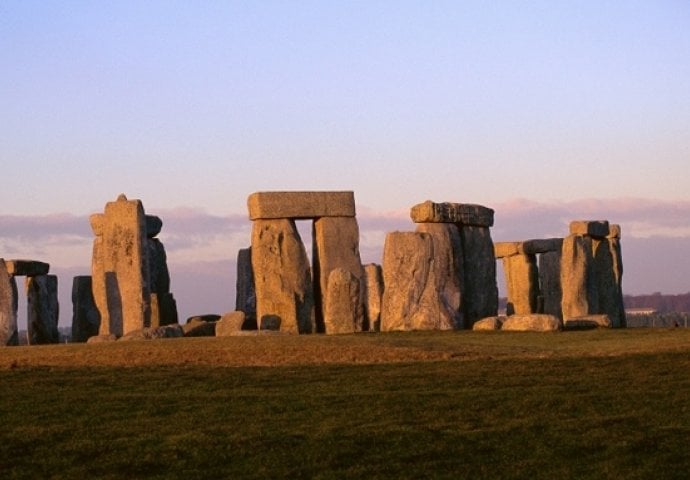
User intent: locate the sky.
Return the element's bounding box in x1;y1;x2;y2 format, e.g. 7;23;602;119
1;1;689;327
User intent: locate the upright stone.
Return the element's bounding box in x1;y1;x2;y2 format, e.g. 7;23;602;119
363;263;383;332
90;194;151;337
72;276;100;342
235;247;256;329
609;233;626;327
593;239;625;328
459;226;498;326
538;250;563;318
26;275;59;345
0;260;19;346
251;219;315;334
502;254;539;315
248;191;356;220
415;223;464;329
323;268;363;334
313;217;364;332
560;234;597;319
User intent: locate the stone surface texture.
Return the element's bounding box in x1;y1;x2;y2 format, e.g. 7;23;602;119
410;201;494;227
501;314;562;332
71;276;101;343
251;219;315;334
247;191;356;220
312;216;364;332
323;268;363;334
502;254;539;315
26;275;59;345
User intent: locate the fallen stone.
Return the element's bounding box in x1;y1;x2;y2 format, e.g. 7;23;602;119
323;268;363;334
564;314;612;329
569;220;610;238
247;191;356;220
215;311;247;336
251;219;315;334
472;316;505;331
4;259;50;277
235;247;256;328
71;276;101;343
120;324;184;341
26;275;60;345
86;334;117;343
182;320;217;337
313;216;364;332
410;201;494;227
0;260;19;346
186;314;221;324
363;263;383;332
501;314;562;332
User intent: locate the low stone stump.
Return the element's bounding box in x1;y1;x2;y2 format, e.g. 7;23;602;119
501;314;562;332
564;314;612;329
215;311;247;336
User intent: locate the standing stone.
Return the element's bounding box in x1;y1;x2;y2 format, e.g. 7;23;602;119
459;226;498;326
415;223;464;329
381;232;433;331
91;194;151;337
363;263;383;332
593;239;624;328
235;247;256;329
72;276;101;342
251;219;314;334
502;254;539;315
323;268;363;334
313;217;364;332
0;260;19;346
560;234;597;319
609;235;626;327
26;275;59;345
538;250;563;319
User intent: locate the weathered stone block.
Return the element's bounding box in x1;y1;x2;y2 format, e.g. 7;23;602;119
502;254;539;315
472;316;505;331
71;276;101;343
410;201;494;227
0;260;19;346
569;220;610;238
247;191;355;220
494;242;521;259
521;238;563;255
216;311;247;336
560;234;597;319
182;319;216;337
120;324;183;341
251;219;315;334
313;217;364;332
4;259;50;277
501;314;562;332
26;275;59;345
538;251;562;318
91;194;151;337
323;268;363;334
363;263;383;332
564;314;612;329
459;226;498;326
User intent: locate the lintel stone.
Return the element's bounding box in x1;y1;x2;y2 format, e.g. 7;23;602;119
494;242;521;259
247;191;355;220
521;238;563;255
410;200;494;227
569;220;610;238
5;260;50;277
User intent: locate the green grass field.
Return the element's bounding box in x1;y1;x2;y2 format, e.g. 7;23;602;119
1;329;689;479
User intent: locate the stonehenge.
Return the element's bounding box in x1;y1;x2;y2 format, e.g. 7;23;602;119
1;191;630;345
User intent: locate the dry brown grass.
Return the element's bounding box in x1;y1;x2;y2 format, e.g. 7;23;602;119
2;328;689;370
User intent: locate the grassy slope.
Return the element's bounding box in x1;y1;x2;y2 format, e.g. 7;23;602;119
1;329;689;479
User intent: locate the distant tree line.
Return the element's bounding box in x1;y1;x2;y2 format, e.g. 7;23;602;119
623;292;690;313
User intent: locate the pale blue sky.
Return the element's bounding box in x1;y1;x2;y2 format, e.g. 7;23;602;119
2;1;689;215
